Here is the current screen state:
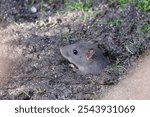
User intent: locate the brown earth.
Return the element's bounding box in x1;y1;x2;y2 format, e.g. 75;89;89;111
102;53;150;100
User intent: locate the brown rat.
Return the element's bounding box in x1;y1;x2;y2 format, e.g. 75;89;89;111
60;41;110;75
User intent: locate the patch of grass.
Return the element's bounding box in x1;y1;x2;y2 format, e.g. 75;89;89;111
115;0;129;4
107;19;124;26
135;0;150;12
66;0;93;12
136;44;145;49
35;87;46;95
138;22;150;34
61;32;73;41
114;0;150;12
40;0;47;15
80;9;98;22
96;18;124;26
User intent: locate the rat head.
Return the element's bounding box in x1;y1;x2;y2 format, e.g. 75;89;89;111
60;42;97;67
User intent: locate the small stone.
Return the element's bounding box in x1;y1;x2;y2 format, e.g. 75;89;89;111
54;74;57;78
30;6;37;13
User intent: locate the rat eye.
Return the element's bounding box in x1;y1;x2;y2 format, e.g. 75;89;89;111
73;49;78;55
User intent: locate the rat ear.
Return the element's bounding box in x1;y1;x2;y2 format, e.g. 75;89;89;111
85;48;95;60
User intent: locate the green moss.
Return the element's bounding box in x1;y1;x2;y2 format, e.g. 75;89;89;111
66;0;93;12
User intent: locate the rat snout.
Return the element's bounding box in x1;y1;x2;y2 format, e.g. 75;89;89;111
59;46;69;59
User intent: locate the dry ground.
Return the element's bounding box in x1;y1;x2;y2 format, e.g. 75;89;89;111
0;0;150;99
101;52;150;99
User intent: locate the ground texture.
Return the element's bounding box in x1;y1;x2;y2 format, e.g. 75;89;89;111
0;0;150;99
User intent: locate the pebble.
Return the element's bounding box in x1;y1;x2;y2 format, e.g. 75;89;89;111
30;6;37;13
54;74;57;78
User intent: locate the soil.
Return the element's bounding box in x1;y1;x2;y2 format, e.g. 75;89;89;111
0;0;150;100
101;53;150;99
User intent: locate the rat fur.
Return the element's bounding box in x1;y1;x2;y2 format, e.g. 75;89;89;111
60;41;110;75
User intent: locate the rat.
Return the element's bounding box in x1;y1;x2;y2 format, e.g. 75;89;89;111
60;41;110;75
